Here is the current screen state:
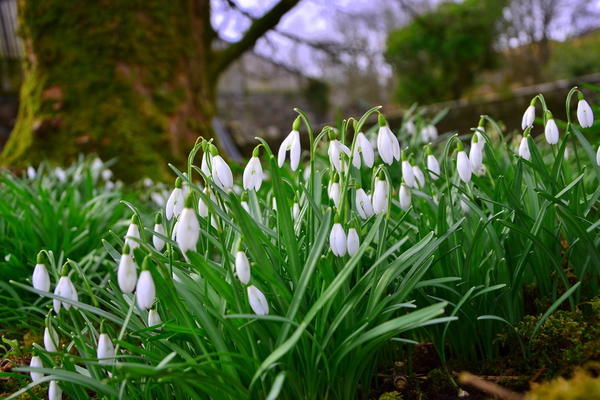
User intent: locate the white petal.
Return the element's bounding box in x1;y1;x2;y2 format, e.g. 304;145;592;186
457;151;472;183
358;133;375;168
97;333;115;364
544;119;559;145
30;356;43;382
148;309;162;326
32;264;50;292
136;270;156;310
212;156;233;190
290;131;301;171
49;381;62;400
577;100;594;128
166;188;183;220
412;166;425;189
372;180;388;214
176;208;200;253
329;182;341;208
399;184;411;210
356;189;373;219
469;144;483;171
117;253;137;293
518;137;531;160
329;223;347;257
522;105;535;130
153;223;166;251
402;161;415;187
124;223;141;250
247;285;269;315
347;228;360;256
44;326;58;352
377;126;394;165
235;251;251;285
427;155;440;180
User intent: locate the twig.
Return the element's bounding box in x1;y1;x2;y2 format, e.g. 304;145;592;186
458;372;524;400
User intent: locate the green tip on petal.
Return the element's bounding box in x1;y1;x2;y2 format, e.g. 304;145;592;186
36;251;45;265
545;110;553;120
456;140;464;151
530;98;536;106
401;150;408;161
141;256;151;271
209;144;218;156
175;177;182;188
252;145;260;158
99;320;106;334
377;113;387;127
328;130;337;140
60;263;69;277
131;214;140;225
332;172;340;183
425;144;433;155
377;170;385;180
184;193;194;208
472;134;479;143
292;115;301;131
155;212;163;224
123;244;130;255
577;91;584;101
478;116;485;127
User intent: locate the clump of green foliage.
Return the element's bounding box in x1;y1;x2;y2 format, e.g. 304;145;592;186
525;367;600;400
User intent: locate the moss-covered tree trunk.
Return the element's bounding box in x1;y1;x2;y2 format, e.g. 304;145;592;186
1;0;298;181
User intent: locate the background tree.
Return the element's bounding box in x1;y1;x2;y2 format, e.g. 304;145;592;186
1;0;299;180
385;0;506;104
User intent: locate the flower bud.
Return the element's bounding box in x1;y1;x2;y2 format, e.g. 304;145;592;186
176;196;200;254
212;155;234;190
377;121;400;165
518;135;531;160
235;251;251;285
152;213;165;252
97;333;115;365
124;215;141;250
544;116;559;145
456;143;472;183
577;98;594;128
33;253;50;292
469;135;483;171
30;355;43;382
243;155;263;191
521;102;535;130
356;188;374;219
329;223;347;257
346;228;360;256
372;178;389;215
399;183;411;211
166;178;184;220
117;246;137;294
49;380;62;400
44;325;59;352
53;267;78;313
136;261;155;310
148;309;162;326
277;129;301;171
401;156;415;188
292;202;300;221
247;285;269;315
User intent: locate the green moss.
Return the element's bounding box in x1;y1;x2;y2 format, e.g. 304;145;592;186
378;391;404;400
525;367;600;400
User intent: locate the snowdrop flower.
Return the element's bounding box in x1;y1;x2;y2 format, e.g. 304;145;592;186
124;214;141;250
399;182;411;211
53;265;78;313
352;132;375;168
200;150;211;177
165;177;184;220
152;213;165;252
148;309;162;326
243;147;264;191
30;355;43;382
518;134;531;160
356;188;374;219
577;95;594;128
171;220;179;241
544;112;559;145
404;120;416;136
198;187;212;218
329;223;347;257
44;324;59;352
49;380;62;400
401;152;415;188
521;101;536;130
235;251;251;285
292;202;300;221
328;135;351;173
101;169;113;181
597;145;600;166
426;145;441;180
422;125;438;142
412;164;425;189
97;331;115;365
212;154;234;191
328;180;341;208
278;117;301;171
136;258;156;310
143;178;153;188
377;114;400;165
456;141;472;183
372;177;389;215
54;167;66;182
27;166;36;179
469;134;483;171
176;196;200;254
117;245;137;294
32;252;50;292
247;285;269;315
347;228;360;256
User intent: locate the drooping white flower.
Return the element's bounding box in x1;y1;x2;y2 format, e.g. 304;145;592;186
347;228;360;256
351;132;375;168
372;178;389;215
426;152;441;180
377;114;400;164
456;143;472;183
328;139;351;173
577;98;594;128
27;166;36;179
329;223;347;257
124;217;141;250
212;155;234;190
117;246;137;294
412;165;425;189
54;167;66;183
243;154;263;191
44;325;59;352
247;285;269;315
101;169;113;181
328;181;341;208
200;152;211;177
292;202;300;221
152;214;165;252
53;272;78;313
399;183;411;211
136;268;155;310
148;309;162;326
30;356;43;382
235;251;251;285
176;201;200;254
165;178;184;220
401;156;416;188
198;187;212;218
404;120;416;136
469;135;483;171
32;255;50;292
49;380;62;400
422;125;438;142
278;121;301;171
355;188;374;219
474;129;486;150
518;135;531;160
544;117;559;145
97;333;115;365
521;103;536;130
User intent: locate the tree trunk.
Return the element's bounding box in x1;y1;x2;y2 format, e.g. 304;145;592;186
1;0;216;181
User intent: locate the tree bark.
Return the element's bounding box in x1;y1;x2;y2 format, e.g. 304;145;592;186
1;0;298;181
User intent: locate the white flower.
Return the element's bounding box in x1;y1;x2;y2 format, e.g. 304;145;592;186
165;183;184;220
544;118;559;145
27;166;36;179
171;220;179;241
399;183;411;210
521;104;535;130
176;207;200;253
277;129;301;171
54;167;66;183
200;152;211;177
328;139;351;173
32;263;50;292
577;99;594;128
148;309;162;326
351;132;374;168
427;154;440;180
474;130;486;150
212;155;234;190
143;178;153;188
457;149;472;183
412;165;425;189
198;188;212;218
44;326;59;352
243;157;263;191
329;223;347;257
356;188;374;219
372;179;389;215
328;182;341;208
30;356;43;382
518;136;531;160
153;223;165;251
97;333;115;365
404;120;416;135
377;124;400;165
117;250;137;294
422;125;438;142
53;275;78;313
347;228;360;256
49;380;62;400
101;169;113;181
292;202;300;220
247;285;269;315
124;221;141;250
136;270;155;310
469;141;483;172
235;251;251;285
401;160;415;188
